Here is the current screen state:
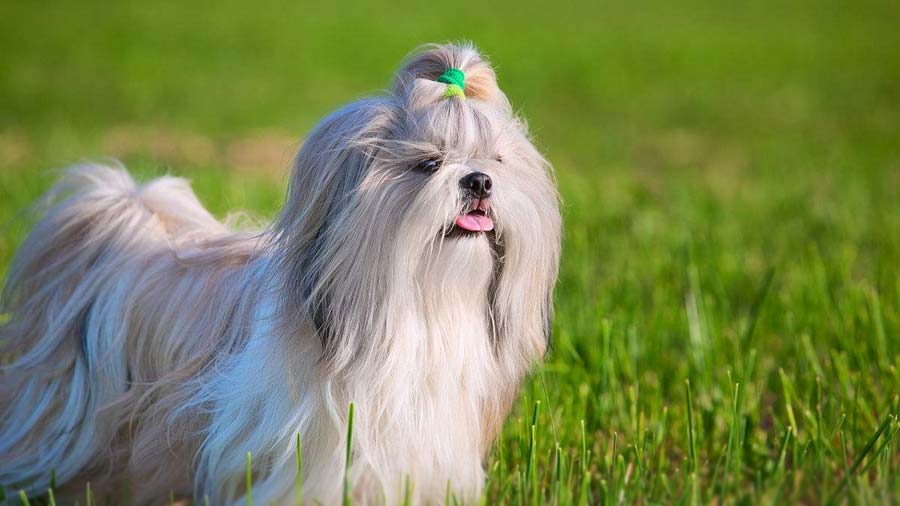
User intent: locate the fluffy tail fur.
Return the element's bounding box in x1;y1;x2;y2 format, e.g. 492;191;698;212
0;163;234;494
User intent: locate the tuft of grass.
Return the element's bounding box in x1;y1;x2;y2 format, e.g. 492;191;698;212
828;413;895;504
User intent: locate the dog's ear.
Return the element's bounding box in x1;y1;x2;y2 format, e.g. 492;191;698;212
285;216;343;364
272;99;397;352
489;232;555;353
486;150;561;376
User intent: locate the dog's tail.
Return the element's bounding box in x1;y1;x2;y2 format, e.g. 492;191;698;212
0;162;228;494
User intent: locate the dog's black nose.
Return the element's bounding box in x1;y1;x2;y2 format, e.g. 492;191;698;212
460;172;492;198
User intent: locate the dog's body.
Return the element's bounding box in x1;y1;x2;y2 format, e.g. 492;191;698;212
0;44;560;505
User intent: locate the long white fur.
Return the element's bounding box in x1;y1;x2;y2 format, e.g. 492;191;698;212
0;43;561;505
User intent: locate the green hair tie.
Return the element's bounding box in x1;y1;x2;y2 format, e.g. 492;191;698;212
437;67;466;99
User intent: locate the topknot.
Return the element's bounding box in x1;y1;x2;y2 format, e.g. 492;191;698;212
391;43;502;104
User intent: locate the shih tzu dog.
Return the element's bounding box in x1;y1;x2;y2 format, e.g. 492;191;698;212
0;43;561;505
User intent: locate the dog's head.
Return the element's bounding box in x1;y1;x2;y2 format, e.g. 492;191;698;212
274;43;560;372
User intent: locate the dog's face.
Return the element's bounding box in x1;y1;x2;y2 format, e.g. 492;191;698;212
358;96;555;258
274;45;560;370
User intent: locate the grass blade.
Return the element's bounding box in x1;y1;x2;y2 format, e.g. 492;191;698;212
246;452;252;506
684;380;697;473
343;402;355;506
296;433;303;506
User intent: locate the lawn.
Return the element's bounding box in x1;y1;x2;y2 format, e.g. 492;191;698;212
2;0;899;504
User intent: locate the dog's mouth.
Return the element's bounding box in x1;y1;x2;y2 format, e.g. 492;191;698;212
455;209;494;233
451;199;494;234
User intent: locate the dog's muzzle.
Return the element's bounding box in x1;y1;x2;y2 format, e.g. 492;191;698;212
454;172;494;232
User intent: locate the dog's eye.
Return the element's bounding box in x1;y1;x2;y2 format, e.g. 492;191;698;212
495;154;504;163
414;157;442;173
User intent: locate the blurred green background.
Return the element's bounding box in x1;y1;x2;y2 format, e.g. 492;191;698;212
2;0;899;503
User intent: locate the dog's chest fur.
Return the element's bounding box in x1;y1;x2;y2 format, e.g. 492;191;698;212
198;240;503;504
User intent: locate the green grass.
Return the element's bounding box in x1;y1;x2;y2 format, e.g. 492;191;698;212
2;0;899;504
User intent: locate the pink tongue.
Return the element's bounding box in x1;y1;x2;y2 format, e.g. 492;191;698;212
455;213;494;232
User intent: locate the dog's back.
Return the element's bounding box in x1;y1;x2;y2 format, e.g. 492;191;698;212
0;164;258;501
